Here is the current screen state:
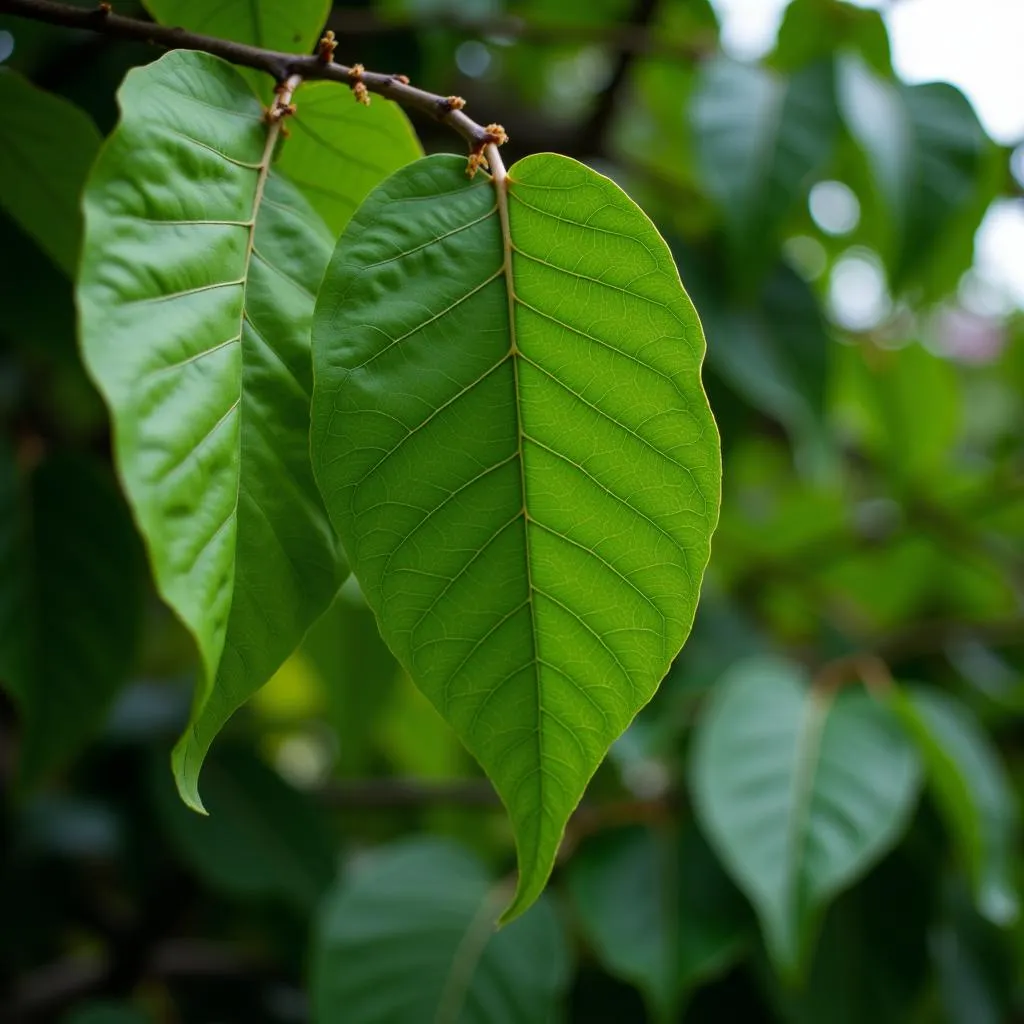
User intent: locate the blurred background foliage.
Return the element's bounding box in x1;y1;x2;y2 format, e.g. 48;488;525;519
1;0;1022;1020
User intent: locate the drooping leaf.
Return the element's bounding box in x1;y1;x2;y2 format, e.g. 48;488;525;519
276;81;423;237
691;57;839;285
142;0;330;55
837;55;988;292
891;686;1019;926
0;447;144;785
151;745;336;911
77;51;346;810
567;824;749;1022
689;656;922;978
0;68;100;276
311;153;721;920
311;838;571;1024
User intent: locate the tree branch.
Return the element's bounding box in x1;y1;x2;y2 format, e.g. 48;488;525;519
0;0;504;151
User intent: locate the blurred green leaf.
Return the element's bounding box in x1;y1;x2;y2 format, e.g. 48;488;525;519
77;51;347;810
773;0;891;74
0;448;144;785
277;81;423;237
311;838;570;1023
143;0;330;54
311;152;720;923
832;341;961;490
152;744;336;911
691;58;839;285
0;68;100;276
689;656;921;978
891;686;1019;926
568;823;749;1022
837;56;988;292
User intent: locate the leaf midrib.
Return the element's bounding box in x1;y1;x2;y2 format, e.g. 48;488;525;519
493;160;546;852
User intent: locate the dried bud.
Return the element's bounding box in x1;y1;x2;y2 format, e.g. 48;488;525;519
483;123;508;146
466;150;489;179
317;29;337;63
353;81;370;106
446;95;466;112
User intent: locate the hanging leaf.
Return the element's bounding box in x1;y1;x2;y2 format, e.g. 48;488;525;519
0;448;144;785
568;823;749;1022
275;81;423;237
891;686;1019;926
691;57;839;285
689;656;921;978
77;51;346;810
311;838;570;1024
142;0;331;55
311;153;720;920
0;68;100;276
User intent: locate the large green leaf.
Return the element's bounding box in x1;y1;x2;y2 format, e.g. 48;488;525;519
567;823;749;1022
892;686;1019;926
142;0;330;55
689;656;922;977
837;55;988;292
78;51;346;810
0;68;100;276
311;838;570;1023
276;81;423;238
311;153;720;920
691;57;839;284
0;448;144;784
151;744;336;911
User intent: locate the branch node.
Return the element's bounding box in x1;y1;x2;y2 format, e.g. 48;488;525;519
465;125;507;178
95;1;111;15
445;95;466;112
264;74;302;125
317;28;337;64
392;74;410;85
483;122;508;146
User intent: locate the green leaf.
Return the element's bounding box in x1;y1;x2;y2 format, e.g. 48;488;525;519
773;0;892;75
567;823;749;1022
151;744;336;911
142;0;330;55
276;81;423;238
0;448;144;785
311;838;571;1023
837;55;988;291
77;51;346;810
311;153;720;920
689;656;921;978
0;68;101;276
691;58;839;284
61;1002;149;1024
891;686;1019;926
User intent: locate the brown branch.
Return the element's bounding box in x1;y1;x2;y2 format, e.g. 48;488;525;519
0;0;501;150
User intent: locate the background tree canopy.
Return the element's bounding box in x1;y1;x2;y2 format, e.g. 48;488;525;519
0;0;1022;1021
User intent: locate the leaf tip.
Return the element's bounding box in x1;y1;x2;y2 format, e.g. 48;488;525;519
171;738;209;815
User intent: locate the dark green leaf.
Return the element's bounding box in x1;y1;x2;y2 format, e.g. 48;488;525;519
0;447;144;784
312;838;571;1024
311;153;720;920
151;744;336;911
77;51;346;809
891;686;1019;925
689;656;922;977
0;68;100;275
568;823;748;1022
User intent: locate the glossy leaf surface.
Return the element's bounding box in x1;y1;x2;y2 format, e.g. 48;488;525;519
312;838;570;1024
311;153;720;920
0;449;143;784
892;686;1019;925
78;51;345;809
690;657;921;976
0;68;100;276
